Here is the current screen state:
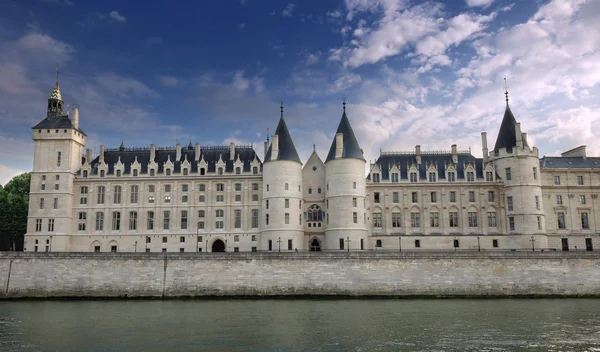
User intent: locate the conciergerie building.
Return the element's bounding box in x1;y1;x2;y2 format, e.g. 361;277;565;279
24;78;600;253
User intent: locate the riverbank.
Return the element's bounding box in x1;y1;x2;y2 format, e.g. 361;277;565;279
2;251;600;299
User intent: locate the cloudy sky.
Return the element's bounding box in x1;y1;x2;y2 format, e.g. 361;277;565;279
0;0;599;185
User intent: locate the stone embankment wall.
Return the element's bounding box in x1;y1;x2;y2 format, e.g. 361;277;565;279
1;251;600;298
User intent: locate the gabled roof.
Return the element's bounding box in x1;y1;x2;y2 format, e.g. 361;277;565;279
326;109;365;162
493;103;517;153
264;116;301;163
32;115;86;135
370;152;484;180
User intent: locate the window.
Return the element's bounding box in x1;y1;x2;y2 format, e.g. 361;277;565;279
557;212;566;229
235;183;242;191
41;183;45;191
454;240;459;248
392;212;401;228
35;219;42;232
376;240;382;248
374;192;380;203
57;151;61;167
391;173;399;182
149;185;155;192
415;240;421;248
164;185;171;192
486;171;493;181
430;212;439;227
411;192;418;203
147;211;154;230
199;195;205;203
97;186;105;204
353;182;356;189
492;239;498;248
285;199;289;208
509;216;515;231
150;169;155;176
505;168;512;181
533;167;537;180
146;237;152;244
266;200;269;209
317;187;321;194
133;169;138;177
450;191;456;203
46;218;54;232
580;195;586;205
217;183;224;192
181;211;188;229
288;239;293;251
252;209;259;228
373;213;382;227
100;170;105;177
429;172;436;182
252;166;258;174
535;196;540;210
537;216;542;230
339;238;345;250
235;210;241;228
165;196;171;203
53;198;58;209
84;170;89;178
488;191;494;202
200;167;205;175
129;212;138;230
113;186;122;204
218;167;223;175
180;236;186;243
183;168;189;176
182;195;188;203
252;194;258;202
468;212;478;227
163;211;170;230
285;213;289;225
353;212;358;224
40;198;44;209
410;173;417;183
308;188;312;195
411;212;420;228
112;212;121;230
95;212;104;231
466;172;474;182
353;197;357;207
554;175;560;185
449;212;458;227
251;183;259;191
77;215;86;231
507;196;513;211
307;205;323;221
488;212;497;227
54;183;59;191
116;170;121;177
130;186;138;203
198;184;206;192
581;212;589;229
283;183;288;191
265;214;269;225
215;210;224;229
182;184;189;192
166;169;171;176
556;195;563;205
468;191;475;202
163;237;167;243
448;172;456;182
198;221;204;229
148;196;155;203
430;192;437;203
577;176;584;185
216;195;224;203
373;173;380;183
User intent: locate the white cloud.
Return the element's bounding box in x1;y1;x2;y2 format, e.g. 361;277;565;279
0;165;27;187
238;22;246;29
158;75;181;87
465;0;495;8
282;3;296;17
109;11;126;23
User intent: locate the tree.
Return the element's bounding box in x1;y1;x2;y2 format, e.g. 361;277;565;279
0;173;30;251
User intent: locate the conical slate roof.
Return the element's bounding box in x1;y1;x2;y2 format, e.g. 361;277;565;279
264;116;301;163
326;108;365;162
493;102;518;153
49;81;62;100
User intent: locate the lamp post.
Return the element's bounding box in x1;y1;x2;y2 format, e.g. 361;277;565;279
49;235;53;252
531;236;535;252
346;237;350;252
145;236;148;252
454;236;457;252
477;236;480;251
134;241;137;253
225;239;228;252
277;237;281;252
399;237;402;252
196;223;200;252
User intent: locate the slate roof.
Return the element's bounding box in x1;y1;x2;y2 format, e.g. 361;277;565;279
540;157;600;169
264;116;301;163
493;103;518;153
87;145;261;175
32;115;86;135
369;152;484;181
326;109;365;162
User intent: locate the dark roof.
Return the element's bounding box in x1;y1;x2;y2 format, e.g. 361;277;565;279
32;115;86;135
264;117;301;163
369;152;485;180
87;145;261;175
493;103;517;153
540;156;600;169
326;110;365;162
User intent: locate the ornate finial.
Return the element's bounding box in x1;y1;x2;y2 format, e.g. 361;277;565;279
504;77;509;104
266;128;270;142
280;101;284;118
56;67;60;83
342;97;346;112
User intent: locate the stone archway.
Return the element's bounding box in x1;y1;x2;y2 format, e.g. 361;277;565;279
310;238;321;252
212;239;225;252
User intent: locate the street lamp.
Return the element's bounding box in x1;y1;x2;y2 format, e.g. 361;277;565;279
277;237;281;252
196;223;200;252
346;237;350;252
145;236;148;252
399;237;402;252
477;236;480;251
531;236;535;252
134;241;137;253
225;239;228;252
49;235;53;252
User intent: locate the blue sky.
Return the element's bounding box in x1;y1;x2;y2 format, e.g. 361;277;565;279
1;0;599;185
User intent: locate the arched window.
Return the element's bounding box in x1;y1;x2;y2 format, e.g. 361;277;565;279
166;169;171;176
317;187;321;194
307;204;323;221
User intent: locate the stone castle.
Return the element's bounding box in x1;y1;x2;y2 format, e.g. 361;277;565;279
24;78;600;253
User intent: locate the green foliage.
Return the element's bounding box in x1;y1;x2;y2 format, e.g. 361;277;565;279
0;173;30;251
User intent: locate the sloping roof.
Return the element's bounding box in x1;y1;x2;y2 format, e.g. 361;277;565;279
264;117;301;163
87;145;261;175
32;115;86;135
326;110;365;162
493;103;517;153
369;152;484;180
540;156;600;169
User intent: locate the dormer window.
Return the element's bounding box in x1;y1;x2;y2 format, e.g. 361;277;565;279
428;172;436;182
218;167;223;175
116;170;121;177
373;173;380;183
466;171;474;182
83;170;88;178
448;172;455;182
150;169;155;176
485;171;493;181
391;173;399;183
235;167;241;175
183;168;188;176
200;167;205;175
410;173;417;183
253;167;258;174
133;169;138;177
100;170;105;177
166;169;171;176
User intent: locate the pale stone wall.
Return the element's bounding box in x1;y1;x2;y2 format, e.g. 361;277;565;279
2;252;600;298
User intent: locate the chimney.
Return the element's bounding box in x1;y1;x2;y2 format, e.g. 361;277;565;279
195;143;201;161
271;134;279;160
522;133;528;148
515;123;523;148
85;148;92;164
230;142;235;161
415;145;421;164
150;144;156;162
71;106;79;130
335;133;343;158
176;143;181;161
99;145;105;164
481;132;488;163
451;144;458;164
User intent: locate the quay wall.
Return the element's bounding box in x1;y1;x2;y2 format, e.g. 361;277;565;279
1;252;600;298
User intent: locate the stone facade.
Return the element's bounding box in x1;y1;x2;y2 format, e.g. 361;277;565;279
23;80;600;253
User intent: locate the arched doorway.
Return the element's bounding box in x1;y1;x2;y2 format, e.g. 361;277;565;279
310;238;321;252
212;239;225;252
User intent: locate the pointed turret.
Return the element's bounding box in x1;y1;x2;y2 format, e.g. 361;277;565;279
264;104;301;163
326;102;365;162
47;69;64;117
493;90;518;153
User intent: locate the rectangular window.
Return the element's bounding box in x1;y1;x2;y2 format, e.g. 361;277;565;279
163;211;170;230
486;171;493;181
182;195;188;203
415;240;421;248
429;172;436;182
148;196;155;203
393;192;399;203
410;173;417;183
216;183;224;192
454;239;459;248
199;195;205;203
448;172;456;182
216;195;224;202
252;210;258;228
130;186;139;203
556;195;563;205
339;238;344;250
40;198;44;209
580;195;586;205
374;192;380;203
95;212;104;231
235;210;242;228
164;185;171;192
147;211;154;230
373;213;382;227
181;184;188;192
198;184;206;191
35;219;42;232
391;173;399;182
112;212;121;230
285;199;289;208
285;213;290;225
507;196;513;211
181;211;188;230
265;214;269;225
582;212;590;229
577;176;584;185
468;212;478;227
430;212;439;227
41;183;45;191
149;185;155;192
163;237;167;243
537;216;542;230
505;168;512;181
450;191;456;203
198;221;204;229
215;210;224;229
392;212;402;228
535;196;540;210
533;167;537;180
373;174;380;182
57;151;61;167
54;184;59;191
492;239;498;248
353;197;357;207
430;192;437;203
353;212;358;224
488;191;494;202
411;192;418;203
48;219;55;232
449;212;458;227
557;212;566;229
554;175;560;185
80;197;87;205
252;183;259;191
469;191;475;202
129;211;137;230
164;196;171;203
487;212;497;227
53;198;58;209
466;172;474;182
411;212;420;228
287;239;293;250
509;216;515;231
97;186;105;204
113;186;122;204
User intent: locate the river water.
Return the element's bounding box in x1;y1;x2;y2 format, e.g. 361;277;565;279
1;299;600;351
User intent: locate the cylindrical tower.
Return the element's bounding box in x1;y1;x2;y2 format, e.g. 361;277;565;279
261;106;304;251
324;104;368;250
